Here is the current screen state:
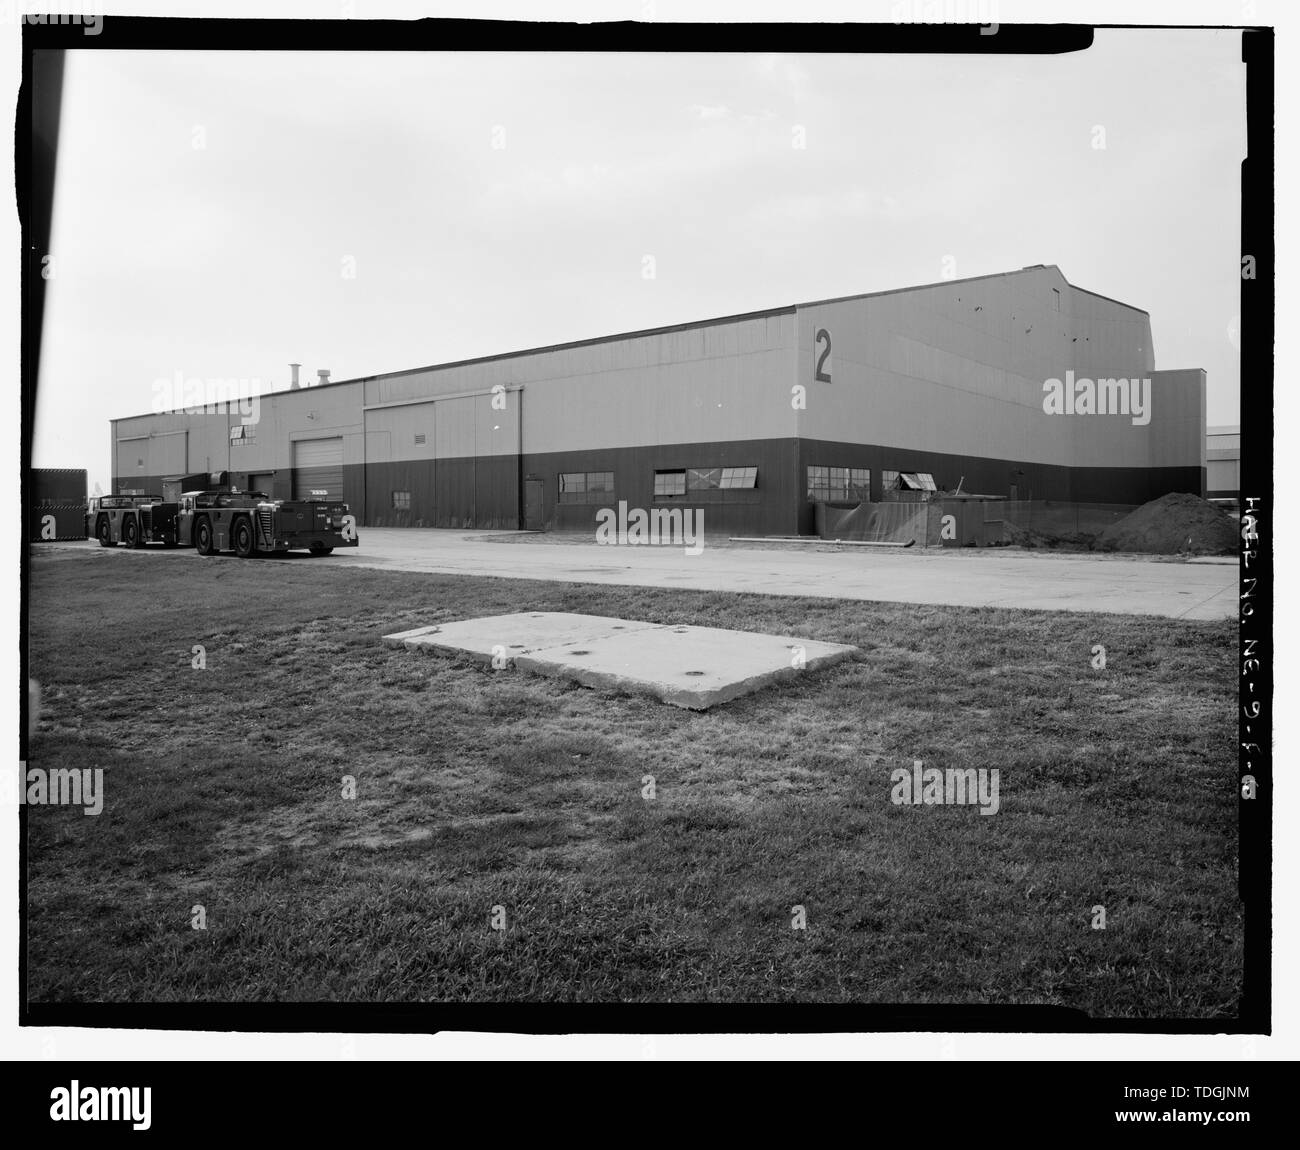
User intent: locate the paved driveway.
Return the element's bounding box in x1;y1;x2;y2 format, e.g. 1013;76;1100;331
323;530;1236;620
41;532;1235;619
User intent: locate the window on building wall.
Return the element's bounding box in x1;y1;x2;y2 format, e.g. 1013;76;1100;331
806;465;827;500
881;469;938;502
1051;288;1061;312
392;491;412;510
720;466;758;489
559;471;615;504
687;466;759;492
807;466;870;502
654;470;687;498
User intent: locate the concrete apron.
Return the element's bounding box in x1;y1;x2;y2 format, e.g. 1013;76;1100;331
383;611;858;710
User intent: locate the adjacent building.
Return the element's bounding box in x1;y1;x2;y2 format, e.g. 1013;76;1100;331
28;467;87;541
1206;424;1240;501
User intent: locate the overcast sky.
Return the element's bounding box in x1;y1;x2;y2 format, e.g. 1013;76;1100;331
34;29;1245;491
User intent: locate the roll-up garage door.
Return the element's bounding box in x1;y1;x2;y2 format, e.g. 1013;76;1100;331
293;437;344;500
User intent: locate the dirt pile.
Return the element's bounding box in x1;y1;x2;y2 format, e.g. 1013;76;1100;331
1094;493;1237;555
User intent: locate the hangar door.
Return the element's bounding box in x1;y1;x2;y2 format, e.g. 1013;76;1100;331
153;431;188;477
293;437;344;500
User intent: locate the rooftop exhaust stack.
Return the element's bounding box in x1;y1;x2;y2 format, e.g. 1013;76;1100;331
317;369;330;386
289;363;301;390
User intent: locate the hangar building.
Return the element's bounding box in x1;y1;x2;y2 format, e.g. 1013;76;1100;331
111;265;1207;537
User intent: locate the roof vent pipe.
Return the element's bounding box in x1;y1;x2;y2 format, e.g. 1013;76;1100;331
289;363;301;390
317;369;330;386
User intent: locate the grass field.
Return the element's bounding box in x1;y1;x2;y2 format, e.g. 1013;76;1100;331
25;546;1242;1013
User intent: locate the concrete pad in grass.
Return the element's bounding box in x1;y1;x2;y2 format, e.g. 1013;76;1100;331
517;624;857;709
380;624;443;648
383;611;657;665
383;612;858;709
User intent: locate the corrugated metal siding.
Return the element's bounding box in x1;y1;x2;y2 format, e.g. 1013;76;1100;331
360;393;519;526
1207;458;1239;494
364;402;437;463
31;468;86;502
360;460;435;527
359;458;519;529
795;436;1203;533
360;313;795;455
154;431;188;475
794;269;1199;473
523;437;800;536
30;506;86;542
30;469;88;541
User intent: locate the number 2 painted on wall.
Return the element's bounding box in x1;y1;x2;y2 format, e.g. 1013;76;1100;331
814;328;832;383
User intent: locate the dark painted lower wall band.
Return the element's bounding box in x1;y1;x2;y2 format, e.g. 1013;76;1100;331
116;435;1205;535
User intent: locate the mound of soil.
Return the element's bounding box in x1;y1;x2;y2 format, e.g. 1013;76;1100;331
1094;493;1237;555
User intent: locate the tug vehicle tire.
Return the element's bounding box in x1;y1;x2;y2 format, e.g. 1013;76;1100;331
194;518;214;556
233;517;255;558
